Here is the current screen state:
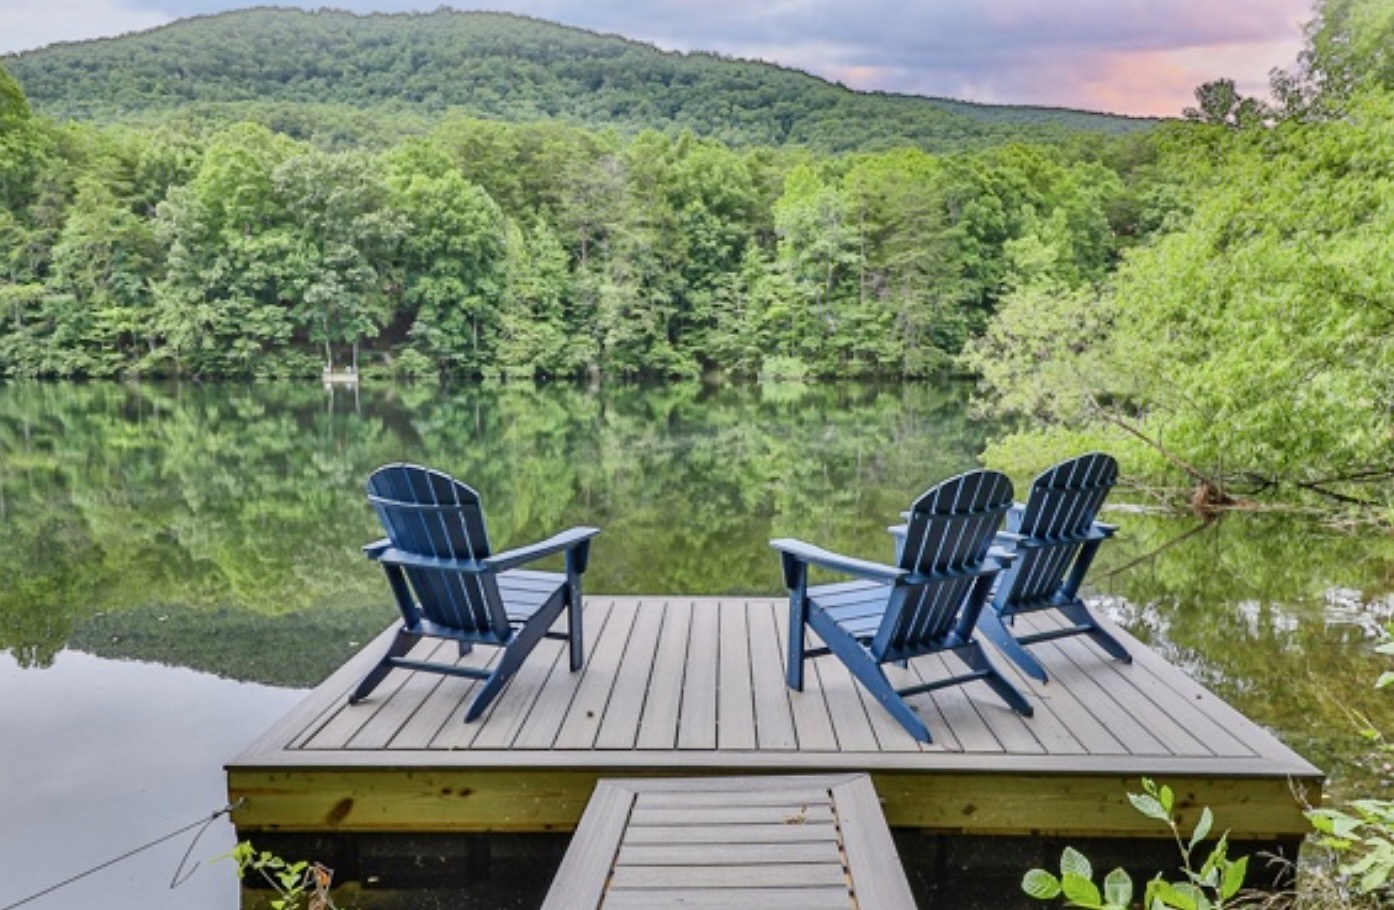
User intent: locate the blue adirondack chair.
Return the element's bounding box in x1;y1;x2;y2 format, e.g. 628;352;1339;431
771;469;1032;743
976;452;1128;682
350;463;600;722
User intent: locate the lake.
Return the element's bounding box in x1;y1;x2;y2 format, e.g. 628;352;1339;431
1;380;1391;909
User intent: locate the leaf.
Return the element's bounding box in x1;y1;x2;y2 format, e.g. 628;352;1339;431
1061;846;1094;881
1104;867;1134;909
1023;869;1063;900
1062;871;1103;908
1305;810;1336;834
1188;806;1213;851
1129;793;1171;822
1148;879;1198;910
1376;671;1394;689
1222;855;1249;900
1309;808;1364;838
1361;864;1392;894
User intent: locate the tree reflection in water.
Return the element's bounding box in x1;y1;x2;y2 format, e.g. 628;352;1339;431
0;380;1390;796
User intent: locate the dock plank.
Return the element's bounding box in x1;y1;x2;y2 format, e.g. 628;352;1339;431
677;601;720;750
747;600;798;751
717;600;757;751
555;598;640;750
637;600;692;750
595;600;665;750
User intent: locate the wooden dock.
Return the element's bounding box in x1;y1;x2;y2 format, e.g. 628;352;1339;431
540;774;917;909
227;596;1321;842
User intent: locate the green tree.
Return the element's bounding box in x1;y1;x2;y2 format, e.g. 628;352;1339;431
496;216;587;378
771;162;857;372
1278;0;1394;117
385;140;508;376
46;177;160;375
1182;79;1267;129
151;122;304;376
274;149;405;373
968;92;1394;513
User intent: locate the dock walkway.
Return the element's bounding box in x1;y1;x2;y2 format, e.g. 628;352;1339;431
228;596;1320;840
540;773;916;909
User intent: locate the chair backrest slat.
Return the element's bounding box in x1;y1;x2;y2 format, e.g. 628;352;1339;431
367;463;509;639
875;470;1012;658
998;453;1118;615
1013;452;1117;538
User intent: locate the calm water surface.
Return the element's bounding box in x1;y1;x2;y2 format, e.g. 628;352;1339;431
0;381;1391;909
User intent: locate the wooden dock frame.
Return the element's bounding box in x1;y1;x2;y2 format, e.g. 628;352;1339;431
227;596;1321;904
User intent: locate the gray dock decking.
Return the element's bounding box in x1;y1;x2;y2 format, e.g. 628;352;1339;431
228;596;1320;839
540;774;916;909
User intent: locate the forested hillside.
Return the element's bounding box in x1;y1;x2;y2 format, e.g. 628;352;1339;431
1;0;1392;514
0;59;1147;384
0;7;1148;153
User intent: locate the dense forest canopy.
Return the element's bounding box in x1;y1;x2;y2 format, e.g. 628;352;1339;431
0;53;1149;384
0;0;1391;517
0;7;1149;154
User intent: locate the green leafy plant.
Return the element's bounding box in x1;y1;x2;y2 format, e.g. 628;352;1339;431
1308;801;1394;895
1304;631;1394;897
1023;778;1249;910
224;841;339;910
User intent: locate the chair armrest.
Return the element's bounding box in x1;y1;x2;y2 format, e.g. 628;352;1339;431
484;526;601;574
993;530;1026;545
1094;521;1118;537
987;545;1017;566
770;538;906;583
363;537;392;559
368;546;487;573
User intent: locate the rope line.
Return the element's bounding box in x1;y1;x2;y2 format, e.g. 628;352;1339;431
0;800;243;910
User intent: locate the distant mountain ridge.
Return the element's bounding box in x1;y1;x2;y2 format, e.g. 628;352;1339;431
1;6;1153;152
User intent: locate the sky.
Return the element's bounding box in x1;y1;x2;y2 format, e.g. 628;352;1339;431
0;0;1316;117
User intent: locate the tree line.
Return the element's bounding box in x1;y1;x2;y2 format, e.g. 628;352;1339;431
0;67;1148;382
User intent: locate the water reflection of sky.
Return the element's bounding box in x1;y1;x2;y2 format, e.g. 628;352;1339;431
0;651;303;910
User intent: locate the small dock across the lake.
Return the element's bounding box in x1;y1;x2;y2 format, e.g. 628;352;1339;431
227;595;1320;849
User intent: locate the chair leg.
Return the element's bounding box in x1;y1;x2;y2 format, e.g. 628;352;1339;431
977;608;1050;683
464;593;567;722
960;643;1034;718
464;664;511;722
840;647;932;743
465;642;532;722
349;628;420;704
786;594;808;692
567;579;585;672
804;616;929;741
1058;601;1131;664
